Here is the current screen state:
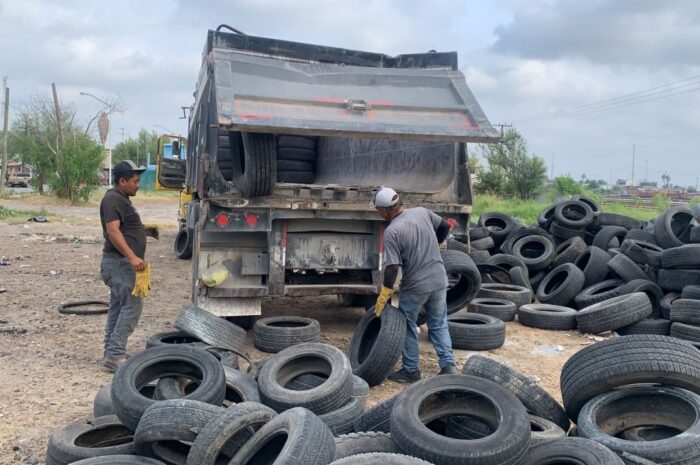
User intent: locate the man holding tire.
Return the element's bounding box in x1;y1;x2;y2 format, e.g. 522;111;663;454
99;160;148;372
373;186;457;383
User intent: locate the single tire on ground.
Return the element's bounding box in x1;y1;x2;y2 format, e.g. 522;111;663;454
46;416;135;465
576;292;653;334
175;304;246;353
517;304;578;331
57;300;109;315
448;314;506;350
468;298;517;321
253;316;321;353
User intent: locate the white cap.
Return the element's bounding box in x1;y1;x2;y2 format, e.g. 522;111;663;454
372;186;399;208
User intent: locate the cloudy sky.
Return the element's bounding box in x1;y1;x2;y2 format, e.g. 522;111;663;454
1;0;699;187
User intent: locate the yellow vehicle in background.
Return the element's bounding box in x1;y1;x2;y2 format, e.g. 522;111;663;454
155;134;193;259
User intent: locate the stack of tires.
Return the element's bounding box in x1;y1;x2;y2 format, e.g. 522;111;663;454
661;246;700;344
276;135;318;184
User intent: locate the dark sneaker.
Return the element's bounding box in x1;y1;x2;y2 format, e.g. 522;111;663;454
388;368;422;384
438;364;458;375
102;357;126;373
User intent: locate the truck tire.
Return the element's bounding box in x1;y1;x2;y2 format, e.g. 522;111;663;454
477;283;531;309
46;416;135;465
608;253;649;282
333;432;398;461
577;386;700;464
536;263;585;307
175;304;246;353
462;355;570;431
173;228;193;260
448;313;506;350
576;293;653;334
253;316;321;353
185;402;277;465
512;235;555;272
230;132;275;197
658;269;700;291
554;200;594;229
277;170;314;184
348;306;406;387
390;374;530;465
617;319;671;336
258;343;352;414
520;438;624;465
467;298;517;321
276;159;315;172
442;250;482;313
517;304;577;330
574;279;625;309
330;453;433;465
133;399;225;464
552;236;587;268
353;395;398;433
655;207;694;249
574;246;611;287
593;226;628;251
110;346;226;430
277;135;317;151
560;334;700;420
227;407;335;465
620;239;663;267
277;148;317;162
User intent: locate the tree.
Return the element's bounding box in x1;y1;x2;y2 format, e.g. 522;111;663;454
661;172;671;188
112;129;159;166
476;128;547;200
554;175;583;196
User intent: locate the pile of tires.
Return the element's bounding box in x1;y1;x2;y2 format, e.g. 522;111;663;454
276;135;318;184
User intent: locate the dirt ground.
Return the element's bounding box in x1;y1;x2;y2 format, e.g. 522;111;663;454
0;195;599;464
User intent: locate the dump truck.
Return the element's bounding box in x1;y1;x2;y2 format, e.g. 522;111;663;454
157;25;499;326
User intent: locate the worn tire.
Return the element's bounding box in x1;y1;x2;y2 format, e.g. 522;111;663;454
520;437;624;465
691;226;700;243
655;207;694;249
658;269;700;291
277;135;316;151
662;244;700;269
478;212;518;248
175;305;246;353
593;226;628;251
442;250;482;313
683;285;700;300
258;342;352;415
173;228;193;260
598;212;642;231
330;453;433;465
620;239;663;267
319;394;367;436
277;170;315;184
470;236;495;250
462;355;570;431
390;374;531;465
536;263;586;307
620;280;663;318
111;346;226;430
550;221;586;240
608;253;649;282
352;395;397;433
576;293;653;334
560;334;700;420
145;331;204;349
554;200;594;229
575;246;612;287
348;306;406;387
617;319;671;336
47;416;135;465
467;298;517;321
230;132;275;197
94;384;115;418
185;402;276;465
477;283;531;309
552;236;587;268
577;385;700;464
625;228;658;245
670;322;700;342
448;313;506;350
253;316;321;353
277;159;315;172
574;279;626;309
68;457;167;465
527;415;567;448
333;432;398;461
227;407;335;465
512;235;556;272
517;304;577;331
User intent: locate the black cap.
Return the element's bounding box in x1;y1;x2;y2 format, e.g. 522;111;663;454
113;160;146;176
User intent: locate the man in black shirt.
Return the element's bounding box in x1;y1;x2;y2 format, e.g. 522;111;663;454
99;160;147;372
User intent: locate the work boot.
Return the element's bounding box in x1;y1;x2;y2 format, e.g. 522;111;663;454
438;364;458;375
387;368;422;384
103;357;126;373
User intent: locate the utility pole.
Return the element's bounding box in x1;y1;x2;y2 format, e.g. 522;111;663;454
631;144;635;186
51;83;63;148
550;154;554;180
120;127;126;142
494;122;513;138
645;160;648;182
1;86;9;194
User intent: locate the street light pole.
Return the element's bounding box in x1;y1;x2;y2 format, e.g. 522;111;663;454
79;92;112;185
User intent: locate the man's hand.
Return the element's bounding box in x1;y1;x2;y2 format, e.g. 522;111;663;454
129;256;147;272
144;224;160;240
374;285;395;318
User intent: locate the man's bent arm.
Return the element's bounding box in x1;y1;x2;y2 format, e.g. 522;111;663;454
435;219;450;244
383;264;399;289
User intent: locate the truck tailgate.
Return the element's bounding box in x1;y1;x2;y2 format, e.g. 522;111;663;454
211;45;499;142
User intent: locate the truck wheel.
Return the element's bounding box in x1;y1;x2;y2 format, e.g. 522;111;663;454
232;132;275;197
173;228;193;260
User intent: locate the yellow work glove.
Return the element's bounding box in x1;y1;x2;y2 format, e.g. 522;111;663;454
374;285;395;318
132;263;152;297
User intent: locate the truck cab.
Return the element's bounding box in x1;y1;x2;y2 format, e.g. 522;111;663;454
158;27;499;319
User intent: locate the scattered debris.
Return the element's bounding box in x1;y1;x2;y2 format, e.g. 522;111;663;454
28;216;48;223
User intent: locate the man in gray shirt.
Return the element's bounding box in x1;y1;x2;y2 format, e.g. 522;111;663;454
372;187;457;383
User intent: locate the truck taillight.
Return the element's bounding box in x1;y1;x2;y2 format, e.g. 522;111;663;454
446;218;457;230
245;213;258;226
214;213;230;228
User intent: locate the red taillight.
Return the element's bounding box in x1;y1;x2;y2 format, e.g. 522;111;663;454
446;218;458;230
215;213;230;228
245;213;258;226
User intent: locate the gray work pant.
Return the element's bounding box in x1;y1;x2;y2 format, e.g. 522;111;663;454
100;256;143;359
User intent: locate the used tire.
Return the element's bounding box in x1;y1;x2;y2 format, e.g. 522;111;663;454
560;334;700;420
333;432;398;461
487;254;528;276
330;453;433;465
657;269;700;291
527;415;567;448
441;250;482;313
517;304;577;331
47;416;135;465
552;236;587;268
683;285;700;300
447;314;506;350
576;293;653;334
477;283;531;309
173;228;193;260
390;374;531;465
94;384;116;418
574;246;612;287
111;346;226;430
520;437;624;465
536;263;586;307
550;221;586;240
277;171;314;184
258;342;352;414
608;253;649;282
554;200;594;229
577;385;700;464
319;394;367;436
277;135;317;151
68;457;166;465
253;316;321;353
175;305;246;353
625;228;658;245
620;280;663;318
467;298;517;321
662;244;700;269
145;331;204;349
655;207;694;249
348;306;406;387
620;239;663;267
691;226;700;243
661;292;681;319
227;407;335;465
231;132;275;197
598;212;642;231
512;235;556;272
462;355;570;431
575;279;625;309
185;402;277;465
277;159;314;172
470;236;495;251
478;212;517;248
617;319;671;336
670;322;700;343
593;226;628;251
352;395;398;433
